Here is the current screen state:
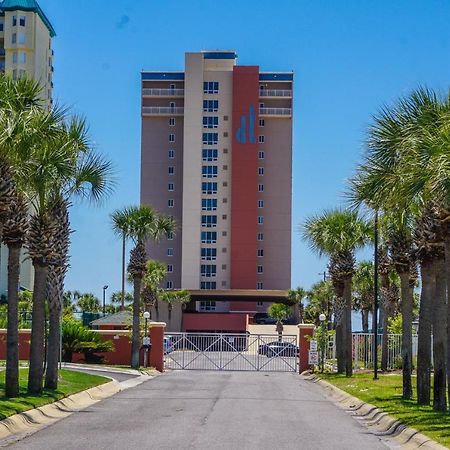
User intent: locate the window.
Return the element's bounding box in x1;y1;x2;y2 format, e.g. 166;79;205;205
12;33;16;44
203;100;219;112
168;150;175;158
201;215;217;228
258;184;264;192
201;248;217;260
257;301;264;306
170;84;176;90
257;265;263;273
168;183;174;191
202;165;218;178
203;116;219;128
0;22;3;32
257;282;263;290
167;248;174;256
18;32;25;45
167;264;173;273
258;167;264;176
257;249;264;257
12;52;17;64
168;199;174;208
260;103;264;109
168;166;174;175
259;135;265;143
201;264;217;278
169;117;176;126
222;165;228;170
167;231;174;240
258;151;265;160
202;149;218;161
258;216;264;224
19;52;26;64
199;300;217;311
203;81;219;94
258;200;264;208
200;281;216;290
202;133;218;145
202;198;217;211
169;102;175;109
257;233;264;241
12;69;17;80
223;148;228;154
201;231;217;244
166;281;173;289
259;119;265;127
202;182;218;194
19;16;25;27
169;134;175;142
12;16;17;26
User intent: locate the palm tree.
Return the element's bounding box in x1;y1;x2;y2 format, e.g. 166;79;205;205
302;209;372;377
111;205;174;369
304;280;334;326
160;289;191;321
352;261;374;333
267;303;292;341
288;287;306;324
77;293;101;312
141;260;167;320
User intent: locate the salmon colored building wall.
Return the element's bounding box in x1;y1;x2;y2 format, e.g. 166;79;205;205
182;313;248;332
298;324;315;373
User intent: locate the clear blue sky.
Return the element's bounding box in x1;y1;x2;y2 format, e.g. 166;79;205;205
40;0;450;301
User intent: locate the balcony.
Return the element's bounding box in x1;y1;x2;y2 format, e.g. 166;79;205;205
142;106;184;116
259;89;292;98
259;107;291;117
142;88;184;97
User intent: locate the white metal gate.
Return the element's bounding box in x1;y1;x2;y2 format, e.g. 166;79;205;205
164;333;298;372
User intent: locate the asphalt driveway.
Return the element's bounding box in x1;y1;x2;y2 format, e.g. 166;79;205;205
9;371;387;450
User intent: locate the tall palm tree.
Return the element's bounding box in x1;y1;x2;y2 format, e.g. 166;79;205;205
288;287;307;324
111;205;174;369
267;303;292;342
160;289;191;321
352;261;374;333
141;260;167;320
304;280;334;326
302;209;372;376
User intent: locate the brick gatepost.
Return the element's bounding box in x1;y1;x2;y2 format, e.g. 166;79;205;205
298;324;315;374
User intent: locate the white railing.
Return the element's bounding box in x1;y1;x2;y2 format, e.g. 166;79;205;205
259;107;291;116
142;88;184;97
142;106;184;115
259;89;292;97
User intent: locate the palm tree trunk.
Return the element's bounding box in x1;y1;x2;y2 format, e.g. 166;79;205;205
380;273;390;372
28;263;49;394
5;244;21;398
444;230;450;412
361;310;369;333
130;276;142;369
417;259;434;405
433;255;447;411
336;321;345;373
344;277;353;377
121;233;126;311
399;272;413;400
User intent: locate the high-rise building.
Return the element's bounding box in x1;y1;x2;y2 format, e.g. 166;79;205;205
0;0;55;298
141;51;293;331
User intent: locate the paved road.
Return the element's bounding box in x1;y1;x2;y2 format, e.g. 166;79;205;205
9;371;387;450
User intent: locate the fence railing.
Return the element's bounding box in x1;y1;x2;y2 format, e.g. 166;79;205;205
259;107;291;116
142;88;184;97
142;106;184;115
259;89;292;97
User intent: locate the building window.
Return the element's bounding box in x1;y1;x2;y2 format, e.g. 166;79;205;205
260;103;264;109
202;182;218;194
200;282;216;290
201;265;217;278
258;167;264;176
259;119;265;127
199;300;217;311
169;102;175;109
257;249;264;257
168;199;174;208
18;32;25;45
257;282;263;290
203;81;219;94
258;151;265;159
203;100;219;112
258;216;264;224
257;265;263;274
168;183;174;191
201;215;217;228
12;33;16;44
257;301;264;306
167;264;173;273
166;281;173;289
167;231;174;240
202;149;218;161
168;166;174;175
19;52;26;64
19;16;26;27
258;200;264;208
12;52;17;64
259;135;265;143
168;150;175;158
167;248;174;256
258;184;264;192
169;117;176;126
223;148;228;154
203;116;219;128
257;233;264;241
12;69;17;80
170;84;176;90
201;231;217;244
202;133;218;145
12;16;17;26
202;198;217;211
169;134;175;142
202;165;218;178
0;22;3;32
201;248;217;261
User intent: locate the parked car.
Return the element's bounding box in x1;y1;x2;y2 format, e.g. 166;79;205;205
253;313;277;324
163;336;174;354
258;341;299;357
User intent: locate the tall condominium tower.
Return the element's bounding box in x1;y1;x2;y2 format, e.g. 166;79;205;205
141;51;293;331
0;0;55;298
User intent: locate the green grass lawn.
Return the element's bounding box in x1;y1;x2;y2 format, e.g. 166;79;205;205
320;372;450;448
0;369;108;420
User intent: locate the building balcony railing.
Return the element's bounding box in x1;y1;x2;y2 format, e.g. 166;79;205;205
142;106;184;116
259;89;292;98
259;107;291;117
142;88;184;97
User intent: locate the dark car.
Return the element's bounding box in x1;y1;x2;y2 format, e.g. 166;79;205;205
253;313;277;325
258;341;299;357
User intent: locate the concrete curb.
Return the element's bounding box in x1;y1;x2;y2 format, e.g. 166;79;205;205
304;374;448;450
0;371;154;447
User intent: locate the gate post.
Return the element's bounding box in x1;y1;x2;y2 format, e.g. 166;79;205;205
298;324;315;374
149;322;166;372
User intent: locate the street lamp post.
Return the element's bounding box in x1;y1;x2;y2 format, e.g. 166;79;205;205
373;210;379;380
319;313;327;372
102;285;108;315
143;311;151;368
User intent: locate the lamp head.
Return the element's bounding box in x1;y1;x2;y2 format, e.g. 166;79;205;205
319;313;326;322
143;311;150;319
103;285;109;290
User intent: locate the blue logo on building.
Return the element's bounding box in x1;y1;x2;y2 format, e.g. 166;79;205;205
235;105;256;144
